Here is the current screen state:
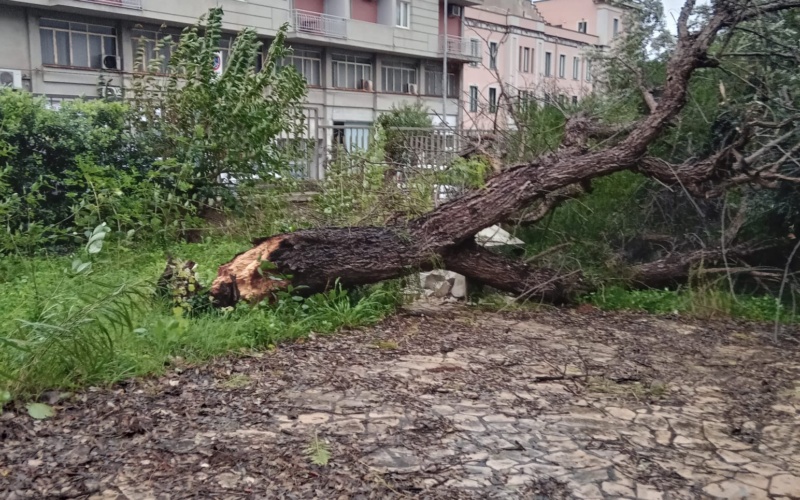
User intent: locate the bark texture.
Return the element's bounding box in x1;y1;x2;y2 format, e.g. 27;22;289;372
210;0;800;306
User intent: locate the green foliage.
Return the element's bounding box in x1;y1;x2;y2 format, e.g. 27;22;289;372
130;8;307;207
0;234;400;398
305;432;331;466
26;402;56;420
584;285;797;323
517;171;649;279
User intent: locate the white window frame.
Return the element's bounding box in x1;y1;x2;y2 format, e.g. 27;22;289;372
572;56;579;80
425;66;457;97
469;85;478;112
332;53;373;89
396;1;411;29
40;18;117;69
381;60;417;93
577;21;587;34
523;47;530;73
586;60;592;82
284;48;323;86
613;18;619;36
488;87;497;113
558;54;566;78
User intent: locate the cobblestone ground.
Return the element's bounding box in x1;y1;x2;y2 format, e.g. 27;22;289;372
2;304;799;499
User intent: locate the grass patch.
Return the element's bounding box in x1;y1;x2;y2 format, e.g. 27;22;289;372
0;237;400;400
583;285;798;323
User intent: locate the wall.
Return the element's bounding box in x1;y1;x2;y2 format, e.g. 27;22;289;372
461;5;596;129
350;0;379;23
295;0;325;13
438;2;462;37
0;5;32;79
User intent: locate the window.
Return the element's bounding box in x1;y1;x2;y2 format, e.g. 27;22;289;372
577;21;587;33
523;48;530;72
217;37;233;72
572;95;578;105
488;87;497;113
586;60;592;82
425;66;457;97
544;51;552;77
332;53;372;89
469;38;481;67
284;48;322;86
572;56;579;80
489;42;498;70
469;85;478;112
382;60;417;93
40;18;117;69
613;18;619;36
396;1;410;28
559;54;565;78
132;28;176;73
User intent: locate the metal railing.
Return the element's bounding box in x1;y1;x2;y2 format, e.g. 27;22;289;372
438;35;475;59
75;0;143;9
292;10;347;39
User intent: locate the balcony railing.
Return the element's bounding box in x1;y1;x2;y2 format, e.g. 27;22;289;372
75;0;143;9
291;10;347;39
439;35;479;61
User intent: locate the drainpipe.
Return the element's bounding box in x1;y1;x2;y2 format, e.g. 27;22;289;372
443;0;448;127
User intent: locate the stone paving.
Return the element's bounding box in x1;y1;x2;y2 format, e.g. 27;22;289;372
2;303;799;499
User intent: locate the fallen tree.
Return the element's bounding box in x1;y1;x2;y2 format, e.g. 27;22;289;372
210;0;800;307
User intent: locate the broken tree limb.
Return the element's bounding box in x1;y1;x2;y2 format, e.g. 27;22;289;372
209;0;800;307
629;241;782;289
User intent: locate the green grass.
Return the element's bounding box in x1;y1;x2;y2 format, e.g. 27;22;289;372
0;237;400;399
583;285;798;323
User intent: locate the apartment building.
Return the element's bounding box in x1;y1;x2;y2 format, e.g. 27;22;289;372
0;0;481;131
461;0;622;129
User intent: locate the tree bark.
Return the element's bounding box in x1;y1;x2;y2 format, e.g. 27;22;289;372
209;0;800;307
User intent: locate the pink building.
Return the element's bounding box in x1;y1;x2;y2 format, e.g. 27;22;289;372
461;0;621;129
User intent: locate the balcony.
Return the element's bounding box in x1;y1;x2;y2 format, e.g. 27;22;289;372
439;35;480;62
291;10;347;39
74;0;143;8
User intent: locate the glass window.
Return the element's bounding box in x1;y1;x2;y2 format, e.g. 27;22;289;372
469;85;478;112
559;54;566;78
488;87;497;113
523;48;530;73
425;66;457;97
544;52;552;77
489;42;497;70
40;18;117;69
382;60;417;93
396;1;410;28
572;57;579;80
284;48;323;86
132;28;178;73
469;38;480;67
577;21;587;33
586;60;592;82
613;18;619;36
572;95;578;105
332;53;372;89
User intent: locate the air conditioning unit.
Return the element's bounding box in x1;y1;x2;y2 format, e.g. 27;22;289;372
102;55;121;71
406;83;418;94
0;69;23;90
448;4;462;17
360;79;374;91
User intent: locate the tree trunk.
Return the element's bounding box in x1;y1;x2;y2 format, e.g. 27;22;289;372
209;0;799;307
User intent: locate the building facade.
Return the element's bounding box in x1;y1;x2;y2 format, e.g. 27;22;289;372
0;0;481;128
461;0;622;130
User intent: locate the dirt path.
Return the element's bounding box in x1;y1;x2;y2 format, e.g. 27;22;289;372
2;304;799;499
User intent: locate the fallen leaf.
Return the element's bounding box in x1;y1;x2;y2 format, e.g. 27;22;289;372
26;402;55;420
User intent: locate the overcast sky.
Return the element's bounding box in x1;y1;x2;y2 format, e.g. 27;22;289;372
662;0;685;34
